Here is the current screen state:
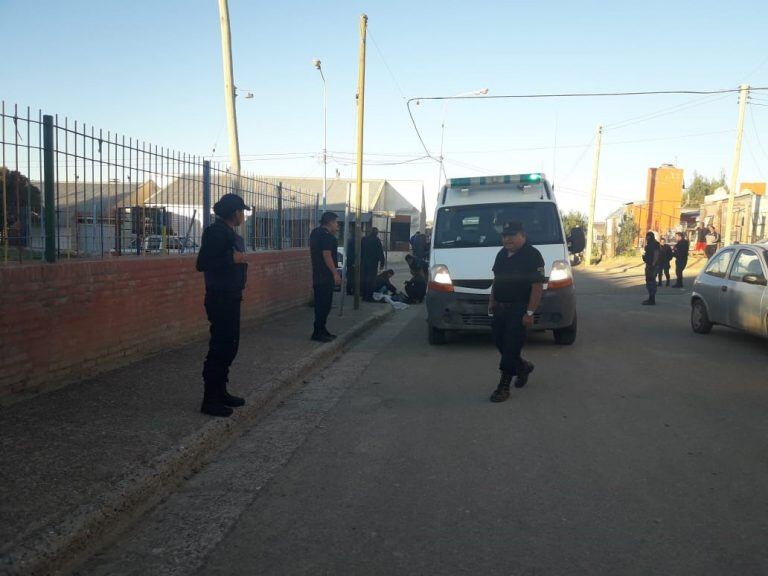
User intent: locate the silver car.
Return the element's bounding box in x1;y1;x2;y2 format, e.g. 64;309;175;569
691;243;768;338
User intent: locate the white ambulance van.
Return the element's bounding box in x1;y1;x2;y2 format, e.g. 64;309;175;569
426;173;582;345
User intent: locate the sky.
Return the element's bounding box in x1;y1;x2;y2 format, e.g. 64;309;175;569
3;0;768;220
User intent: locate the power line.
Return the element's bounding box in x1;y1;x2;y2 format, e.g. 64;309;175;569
405;86;768;170
367;30;407;101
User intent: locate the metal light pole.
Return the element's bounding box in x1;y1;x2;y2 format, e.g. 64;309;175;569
313;59;328;213
437;88;489;189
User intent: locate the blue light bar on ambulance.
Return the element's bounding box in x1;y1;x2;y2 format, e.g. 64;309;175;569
447;173;543;188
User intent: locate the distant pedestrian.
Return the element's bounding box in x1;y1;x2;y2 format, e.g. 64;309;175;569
695;224;707;254
345;233;356;296
488;221;545;403
672;232;689;288
196;193;248;418
657;237;673;287
705;225;720;259
642;231;661;306
360;227;386;301
310;212;341;343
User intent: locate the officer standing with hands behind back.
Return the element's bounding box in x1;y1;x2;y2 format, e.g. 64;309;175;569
309;211;342;342
196;193;248;418
488;221;546;403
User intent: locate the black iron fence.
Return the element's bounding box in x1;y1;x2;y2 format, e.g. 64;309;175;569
1;102;318;264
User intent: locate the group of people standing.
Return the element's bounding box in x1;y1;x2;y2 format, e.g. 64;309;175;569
642;231;689;305
695;223;721;259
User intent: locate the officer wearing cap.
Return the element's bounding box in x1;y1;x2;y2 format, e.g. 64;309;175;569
488;221;546;403
309;211;342;342
195;193;248;417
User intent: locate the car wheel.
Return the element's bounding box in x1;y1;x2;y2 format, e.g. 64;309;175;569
428;324;447;345
691;299;713;334
553;314;577;345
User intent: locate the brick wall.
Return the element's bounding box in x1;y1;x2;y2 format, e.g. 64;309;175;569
0;250;311;398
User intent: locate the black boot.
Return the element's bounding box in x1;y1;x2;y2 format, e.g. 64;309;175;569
515;360;535;388
221;381;245;408
666;280;670;287
490;373;512;403
201;381;233;417
641;298;656;306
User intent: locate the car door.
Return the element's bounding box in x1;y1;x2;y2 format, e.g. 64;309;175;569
726;249;768;335
697;249;735;324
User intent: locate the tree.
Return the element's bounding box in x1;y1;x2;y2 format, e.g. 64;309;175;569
561;210;587;237
616;213;639;255
684;171;726;207
1;168;42;246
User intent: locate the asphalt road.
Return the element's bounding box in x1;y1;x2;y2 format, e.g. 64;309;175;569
79;268;768;576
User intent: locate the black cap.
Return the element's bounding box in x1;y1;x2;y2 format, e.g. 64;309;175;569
501;221;524;236
213;193;247;218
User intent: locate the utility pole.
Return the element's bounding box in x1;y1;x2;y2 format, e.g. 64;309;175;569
218;0;241;177
353;13;368;310
313;59;328;212
723;84;750;245
420;184;427;233
584;124;603;267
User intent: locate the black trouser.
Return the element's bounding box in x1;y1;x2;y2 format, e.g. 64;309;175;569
705;245;717;259
645;266;657;301
405;282;425;303
345;265;356;295
202;292;242;387
313;282;334;336
361;265;378;300
675;258;687;286
657;264;670;284
492;303;528;376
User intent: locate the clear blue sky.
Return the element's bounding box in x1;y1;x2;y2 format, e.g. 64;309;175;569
3;0;768;218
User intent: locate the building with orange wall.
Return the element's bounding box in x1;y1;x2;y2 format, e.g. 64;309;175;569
635;164;684;237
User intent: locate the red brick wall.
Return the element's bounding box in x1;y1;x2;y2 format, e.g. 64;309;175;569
0;250;311;398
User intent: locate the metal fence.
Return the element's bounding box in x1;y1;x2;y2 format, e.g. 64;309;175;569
1;102;318;264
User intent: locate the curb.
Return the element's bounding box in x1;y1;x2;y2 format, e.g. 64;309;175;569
2;306;393;576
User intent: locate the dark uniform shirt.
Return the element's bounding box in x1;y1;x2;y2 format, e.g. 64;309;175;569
196;219;247;295
673;238;689;262
310;226;338;286
492;243;546;304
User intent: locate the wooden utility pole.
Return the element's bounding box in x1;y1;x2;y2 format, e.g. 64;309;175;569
353;14;368;310
723;84;749;245
584;124;602;267
218;0;241;177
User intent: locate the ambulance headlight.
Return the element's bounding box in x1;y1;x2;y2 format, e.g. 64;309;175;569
429;264;454;293
548;260;573;289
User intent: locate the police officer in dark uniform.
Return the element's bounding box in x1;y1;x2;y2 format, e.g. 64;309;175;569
310;211;341;342
488;221;546;403
360;227;386;301
196;193;248;417
642;231;660;305
672;231;689;288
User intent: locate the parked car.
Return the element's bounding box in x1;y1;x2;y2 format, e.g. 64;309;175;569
691;242;768;339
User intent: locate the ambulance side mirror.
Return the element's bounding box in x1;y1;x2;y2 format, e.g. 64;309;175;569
568;227;586;254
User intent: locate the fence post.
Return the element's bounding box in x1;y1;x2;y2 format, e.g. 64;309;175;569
202;160;211;230
43;115;56;263
276;182;283;250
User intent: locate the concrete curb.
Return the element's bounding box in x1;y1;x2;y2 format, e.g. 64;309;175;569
3;306;394;576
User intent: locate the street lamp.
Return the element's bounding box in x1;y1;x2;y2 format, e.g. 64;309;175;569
313;58;327;212
438;88;489;189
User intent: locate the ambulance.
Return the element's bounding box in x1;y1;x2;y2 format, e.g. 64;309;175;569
426;173;583;345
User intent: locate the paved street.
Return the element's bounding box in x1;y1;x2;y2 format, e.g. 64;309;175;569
79;267;768;576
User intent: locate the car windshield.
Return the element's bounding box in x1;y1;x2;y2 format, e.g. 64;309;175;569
434;202;563;248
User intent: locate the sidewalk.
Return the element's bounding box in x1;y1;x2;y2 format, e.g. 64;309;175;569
0;296;393;576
